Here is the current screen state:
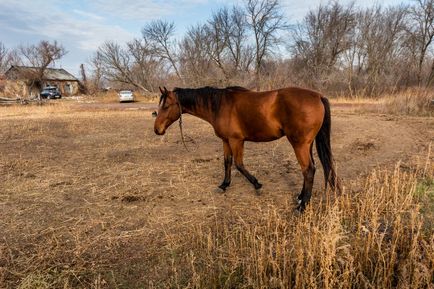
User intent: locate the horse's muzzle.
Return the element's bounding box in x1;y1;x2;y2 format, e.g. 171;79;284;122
154;127;165;135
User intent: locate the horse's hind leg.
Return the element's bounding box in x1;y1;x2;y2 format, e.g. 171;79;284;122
229;139;262;191
218;140;233;191
291;141;316;211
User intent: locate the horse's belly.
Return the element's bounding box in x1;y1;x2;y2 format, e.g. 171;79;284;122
243;123;284;142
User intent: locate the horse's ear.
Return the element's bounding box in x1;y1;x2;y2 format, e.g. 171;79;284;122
159;86;164;94
164;86;168;93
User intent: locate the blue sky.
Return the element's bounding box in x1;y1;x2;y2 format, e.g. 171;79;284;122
0;0;406;76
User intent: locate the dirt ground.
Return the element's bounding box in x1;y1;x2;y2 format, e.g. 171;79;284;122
0;100;432;287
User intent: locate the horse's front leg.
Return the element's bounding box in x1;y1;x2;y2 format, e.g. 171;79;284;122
218;140;232;191
229;139;262;192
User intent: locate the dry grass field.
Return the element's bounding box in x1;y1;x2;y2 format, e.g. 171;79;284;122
0;97;433;288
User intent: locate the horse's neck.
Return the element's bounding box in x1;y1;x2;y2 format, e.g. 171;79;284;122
182;105;215;126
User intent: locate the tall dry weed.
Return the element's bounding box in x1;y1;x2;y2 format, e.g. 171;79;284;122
162;160;433;288
382;88;433;116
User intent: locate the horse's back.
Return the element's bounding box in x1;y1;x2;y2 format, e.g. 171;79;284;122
216;86;325;142
232;86;323;117
232;86;323;106
277;86;323;105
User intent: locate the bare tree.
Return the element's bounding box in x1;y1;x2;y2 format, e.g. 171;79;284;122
409;0;434;85
206;6;254;84
292;2;356;88
179;24;215;86
96;40;158;92
0;42;9;73
357;6;408;95
20;40;66;70
245;0;286;90
127;38;162;92
142;20;183;82
19;40;67;96
206;7;231;83
0;42;21;74
227;6;255;75
97;41;137;89
88;51;104;93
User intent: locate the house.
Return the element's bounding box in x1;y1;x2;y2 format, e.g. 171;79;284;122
4;65;80;97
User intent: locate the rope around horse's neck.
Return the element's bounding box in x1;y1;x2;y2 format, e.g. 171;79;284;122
178;100;189;152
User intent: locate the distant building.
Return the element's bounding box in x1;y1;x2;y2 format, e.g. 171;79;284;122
3;65;80;97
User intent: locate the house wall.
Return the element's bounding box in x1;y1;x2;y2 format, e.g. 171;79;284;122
4;67;81;97
43;80;79;96
2;80;80;97
2;80;28;98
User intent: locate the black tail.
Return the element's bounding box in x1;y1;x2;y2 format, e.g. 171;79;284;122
315;97;341;193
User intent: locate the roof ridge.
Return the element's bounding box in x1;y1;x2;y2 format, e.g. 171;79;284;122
12;65;66;71
6;65;78;81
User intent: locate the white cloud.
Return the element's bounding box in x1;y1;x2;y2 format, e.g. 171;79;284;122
0;0;135;51
91;0;174;20
73;9;105;21
0;0;139;74
90;0;209;21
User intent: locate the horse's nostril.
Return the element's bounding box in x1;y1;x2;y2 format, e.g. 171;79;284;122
155;128;165;135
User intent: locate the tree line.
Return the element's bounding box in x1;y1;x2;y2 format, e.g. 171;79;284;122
91;0;434;96
2;0;434;97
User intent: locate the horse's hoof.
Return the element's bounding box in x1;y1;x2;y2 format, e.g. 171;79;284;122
295;204;305;213
255;188;262;196
254;182;263;190
214;187;226;194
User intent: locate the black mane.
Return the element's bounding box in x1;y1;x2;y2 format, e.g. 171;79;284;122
173;86;249;114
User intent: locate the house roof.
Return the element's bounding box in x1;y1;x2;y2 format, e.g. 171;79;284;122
5;65;79;81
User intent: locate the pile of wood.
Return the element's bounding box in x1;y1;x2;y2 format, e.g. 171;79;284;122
0;97;29;104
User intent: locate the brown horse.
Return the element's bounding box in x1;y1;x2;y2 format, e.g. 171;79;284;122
154;86;340;210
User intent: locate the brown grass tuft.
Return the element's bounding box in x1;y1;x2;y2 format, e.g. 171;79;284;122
0;101;431;288
160;160;433;288
382;88;433;116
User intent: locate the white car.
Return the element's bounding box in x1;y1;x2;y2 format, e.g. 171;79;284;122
118;90;135;102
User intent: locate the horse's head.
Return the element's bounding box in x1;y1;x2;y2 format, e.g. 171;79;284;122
154;86;181;135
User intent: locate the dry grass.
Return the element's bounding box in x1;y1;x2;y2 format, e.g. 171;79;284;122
329;95;382;104
381;88;433;116
0;101;73;119
329;88;433;116
2;159;432;288
159;158;433;289
87;90;159;103
0;99;432;288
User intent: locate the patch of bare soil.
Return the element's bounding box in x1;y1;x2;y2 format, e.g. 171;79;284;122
0;104;432;287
